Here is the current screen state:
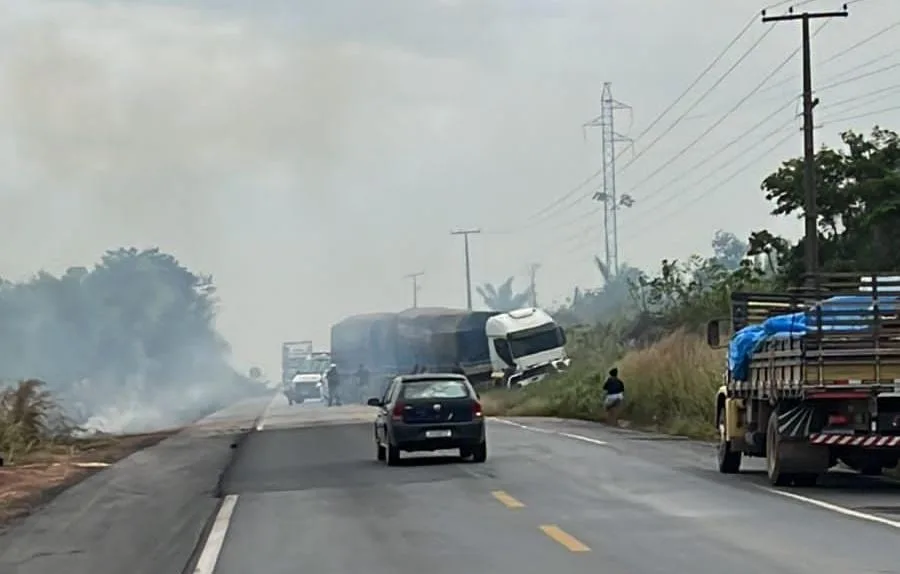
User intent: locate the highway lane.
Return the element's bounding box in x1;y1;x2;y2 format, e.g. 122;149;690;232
204;401;900;574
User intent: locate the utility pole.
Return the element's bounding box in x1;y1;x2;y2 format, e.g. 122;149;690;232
584;82;631;276
404;272;424;308
528;263;541;308
761;6;848;286
450;229;481;310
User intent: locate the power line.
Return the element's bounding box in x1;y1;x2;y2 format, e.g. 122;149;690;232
494;8;781;231
824;102;900;124
619;129;799;243
627;98;798;209
758;17;900;95
616;24;776;177
550;76;897;258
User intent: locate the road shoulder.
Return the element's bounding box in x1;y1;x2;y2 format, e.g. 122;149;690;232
0;397;267;574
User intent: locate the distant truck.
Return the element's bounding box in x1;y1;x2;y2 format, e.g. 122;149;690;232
485;307;570;388
707;273;900;487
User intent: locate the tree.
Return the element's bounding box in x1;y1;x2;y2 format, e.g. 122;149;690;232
0;247;247;429
710;230;748;271
476;277;533;312
755;126;900;280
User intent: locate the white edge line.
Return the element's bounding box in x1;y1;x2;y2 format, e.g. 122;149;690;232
758;486;900;529
491;418;609;446
255;393;281;431
558;432;609;446
193;494;239;574
490;418;552;433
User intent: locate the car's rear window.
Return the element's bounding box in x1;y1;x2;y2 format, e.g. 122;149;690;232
401;380;469;399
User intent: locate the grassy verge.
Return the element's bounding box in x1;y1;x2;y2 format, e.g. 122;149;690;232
482;330;721;440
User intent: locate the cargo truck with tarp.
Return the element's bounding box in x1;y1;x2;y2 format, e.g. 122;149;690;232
707;273;900;487
330;308;500;396
395;307;498;383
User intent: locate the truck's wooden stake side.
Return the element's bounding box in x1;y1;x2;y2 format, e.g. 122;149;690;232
708;273;900;487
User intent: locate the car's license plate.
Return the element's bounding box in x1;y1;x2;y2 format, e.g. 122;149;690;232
426;429;452;438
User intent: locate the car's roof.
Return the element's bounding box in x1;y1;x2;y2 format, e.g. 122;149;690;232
397;373;468;382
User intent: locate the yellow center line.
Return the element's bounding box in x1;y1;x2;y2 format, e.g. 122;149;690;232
539;524;591;552
491;490;525;509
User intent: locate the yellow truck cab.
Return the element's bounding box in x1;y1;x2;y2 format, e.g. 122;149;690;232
708;273;900;486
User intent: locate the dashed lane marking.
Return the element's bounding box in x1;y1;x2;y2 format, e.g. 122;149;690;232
539;524;591;552
492;490;526;509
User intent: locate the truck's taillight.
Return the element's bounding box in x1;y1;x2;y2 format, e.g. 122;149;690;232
392;402;405;420
472;400;483;418
828;413;849;426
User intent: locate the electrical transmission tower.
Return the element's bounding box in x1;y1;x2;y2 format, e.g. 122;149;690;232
584;82;632;277
527;263;541;307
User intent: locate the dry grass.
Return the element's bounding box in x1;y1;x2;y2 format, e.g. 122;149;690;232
484;330;722;438
0;379;76;464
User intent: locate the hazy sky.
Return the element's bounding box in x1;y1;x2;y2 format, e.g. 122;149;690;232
1;0;897;376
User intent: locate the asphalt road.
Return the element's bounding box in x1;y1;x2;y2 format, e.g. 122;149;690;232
5;393;900;573
203;397;900;574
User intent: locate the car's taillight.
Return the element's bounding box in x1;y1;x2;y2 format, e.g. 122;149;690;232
828;413;849;426
392;402;405;420
472;400;483;418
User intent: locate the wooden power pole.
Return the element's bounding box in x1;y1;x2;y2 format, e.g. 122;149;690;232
761;6;848;285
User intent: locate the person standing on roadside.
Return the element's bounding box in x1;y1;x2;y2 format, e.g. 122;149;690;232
355;363;370;403
603;367;625;426
325;364;342;406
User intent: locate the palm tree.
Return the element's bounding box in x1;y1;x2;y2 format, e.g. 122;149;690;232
476;277;533;311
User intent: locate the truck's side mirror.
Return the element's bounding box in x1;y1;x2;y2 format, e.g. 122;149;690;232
366;397;382;407
706;319;721;348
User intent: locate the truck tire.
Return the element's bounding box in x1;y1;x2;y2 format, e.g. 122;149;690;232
766;412;794;486
717;407;742;474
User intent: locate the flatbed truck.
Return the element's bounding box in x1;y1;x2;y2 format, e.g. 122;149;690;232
707;273;900;486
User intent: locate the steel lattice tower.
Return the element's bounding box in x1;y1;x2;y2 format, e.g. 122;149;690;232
584;82;631;276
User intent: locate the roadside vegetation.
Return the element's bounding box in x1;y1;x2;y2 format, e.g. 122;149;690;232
483;126;900;439
0;248;262;521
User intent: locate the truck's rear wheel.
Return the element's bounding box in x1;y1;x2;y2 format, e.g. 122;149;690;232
717;408;741;474
766;412;794;486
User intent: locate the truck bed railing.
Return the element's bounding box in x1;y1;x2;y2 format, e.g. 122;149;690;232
733;273;900;389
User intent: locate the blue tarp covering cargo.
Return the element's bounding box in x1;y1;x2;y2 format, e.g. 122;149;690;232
728;295;900;381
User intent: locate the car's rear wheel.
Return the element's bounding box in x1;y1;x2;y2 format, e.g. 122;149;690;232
386;444;401;466
471;441;487;463
376;443;386;462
